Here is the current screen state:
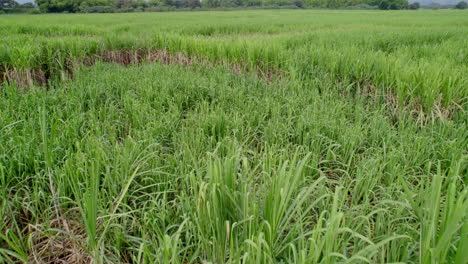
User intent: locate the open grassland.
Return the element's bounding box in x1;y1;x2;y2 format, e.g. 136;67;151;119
1;10;467;263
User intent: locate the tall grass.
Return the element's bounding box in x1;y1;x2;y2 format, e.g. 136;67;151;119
0;60;466;262
1;10;467;110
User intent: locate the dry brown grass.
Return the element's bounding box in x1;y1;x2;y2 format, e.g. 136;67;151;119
28;210;91;264
0;49;284;90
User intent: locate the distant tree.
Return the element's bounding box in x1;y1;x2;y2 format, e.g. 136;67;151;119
37;0;113;13
21;2;35;8
36;0;81;12
237;0;261;6
455;1;467;8
327;0;345;8
31;0;418;12
183;0;201;8
294;0;304;7
1;0;19;9
377;0;407;9
163;0;183;7
114;0;131;8
203;0;223;6
378;0;388;8
148;0;162;5
82;0;113;5
138;0;149;7
408;1;419;9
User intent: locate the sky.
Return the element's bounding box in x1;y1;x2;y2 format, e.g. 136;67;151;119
14;0;462;5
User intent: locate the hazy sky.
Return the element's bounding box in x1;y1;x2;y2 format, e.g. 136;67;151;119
13;0;461;5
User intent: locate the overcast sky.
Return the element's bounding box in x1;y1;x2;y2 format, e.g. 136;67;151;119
13;0;462;5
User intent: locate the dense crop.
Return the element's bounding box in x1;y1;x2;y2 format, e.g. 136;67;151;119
0;10;467;263
1;10;467;109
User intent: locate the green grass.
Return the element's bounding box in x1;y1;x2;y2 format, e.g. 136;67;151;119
0;10;467;263
1;10;467;109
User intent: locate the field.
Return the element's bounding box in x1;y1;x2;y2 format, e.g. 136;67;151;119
0;10;467;263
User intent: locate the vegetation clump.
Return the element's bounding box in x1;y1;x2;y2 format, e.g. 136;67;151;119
455;1;467;8
408;1;419;9
0;10;467;264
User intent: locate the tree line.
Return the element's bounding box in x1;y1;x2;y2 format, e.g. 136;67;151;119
1;0;467;14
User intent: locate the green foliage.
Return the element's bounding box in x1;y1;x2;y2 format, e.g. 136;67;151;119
35;0;114;12
293;0;304;7
79;4;115;12
0;0;19;8
376;0;408;10
0;10;467;263
20;2;35;8
35;0;80;12
1;0;39;14
346;3;378;8
29;0;404;11
455;1;467;9
34;0;202;12
28;8;41;13
408;1;419;9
